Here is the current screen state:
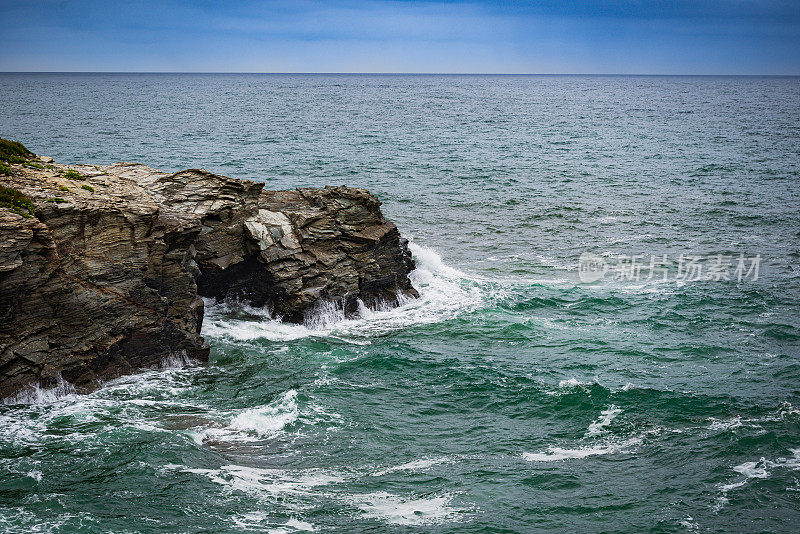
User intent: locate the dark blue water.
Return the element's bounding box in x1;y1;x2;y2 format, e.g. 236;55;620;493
1;74;799;532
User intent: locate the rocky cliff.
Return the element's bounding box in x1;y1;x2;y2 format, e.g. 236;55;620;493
0;142;417;398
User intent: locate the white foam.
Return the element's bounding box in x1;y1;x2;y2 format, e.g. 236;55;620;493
586;406;622;437
718;448;800;494
557;377;594;388
189;389;342;445
2;375;76;405
284;518;315;531
232;512;315;532
168;464;467;527
523;437;642;462
202;309;314;342
231;511;271;530
707;417;746;431
557;378;581;388
201;243;489;343
348;491;464;525
679;516;700;532
168;463;343;499
227;465;342;496
778;402;800;418
229;390;299;438
304;300;347;329
264;518;315;534
159;351;195;369
0;364;211;450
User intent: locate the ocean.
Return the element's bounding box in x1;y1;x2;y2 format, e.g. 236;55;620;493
1;73;799;532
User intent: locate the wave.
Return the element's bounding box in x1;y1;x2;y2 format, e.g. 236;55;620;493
557;377;594;389
189;388;343;446
166;462;468;527
347;491;466;526
0;364;213;451
1;374;76;405
229;389;300;437
1;353;199;406
201;243;489;343
164;463;343;500
232;514;316;533
523;402;639;462
715;447;800;510
586;405;622;437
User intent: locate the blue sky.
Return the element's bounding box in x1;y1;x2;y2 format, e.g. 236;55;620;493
1;0;798;73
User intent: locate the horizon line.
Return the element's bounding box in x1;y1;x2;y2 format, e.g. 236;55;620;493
2;71;799;77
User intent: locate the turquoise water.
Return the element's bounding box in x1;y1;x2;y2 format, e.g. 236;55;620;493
1;74;800;532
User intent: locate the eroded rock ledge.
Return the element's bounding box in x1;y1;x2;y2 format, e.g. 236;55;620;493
0;152;417;398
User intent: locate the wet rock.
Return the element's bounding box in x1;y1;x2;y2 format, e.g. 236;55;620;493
0;150;417;398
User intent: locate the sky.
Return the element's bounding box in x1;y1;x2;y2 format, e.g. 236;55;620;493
0;0;798;74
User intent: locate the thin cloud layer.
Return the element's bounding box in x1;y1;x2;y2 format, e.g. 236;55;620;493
0;0;798;73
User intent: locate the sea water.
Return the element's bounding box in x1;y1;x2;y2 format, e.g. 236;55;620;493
1;74;799;532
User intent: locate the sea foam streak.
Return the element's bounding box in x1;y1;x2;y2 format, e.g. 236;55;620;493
168;462;468;527
348;491;465;526
163;463;344;503
201;243;488;343
714;448;800;510
523;437;642;462
523;405;639;462
586;405;622;437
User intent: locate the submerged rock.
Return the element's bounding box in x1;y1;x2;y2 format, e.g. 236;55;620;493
0;146;417;398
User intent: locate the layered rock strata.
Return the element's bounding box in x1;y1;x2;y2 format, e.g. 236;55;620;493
0;152;417;398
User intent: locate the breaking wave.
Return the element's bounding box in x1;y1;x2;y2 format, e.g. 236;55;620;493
347;491;466;526
201;243;491;343
1;375;76;406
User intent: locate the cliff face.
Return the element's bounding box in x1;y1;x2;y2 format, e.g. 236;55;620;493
0;152;417;398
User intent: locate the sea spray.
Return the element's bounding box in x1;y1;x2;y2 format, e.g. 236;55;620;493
201;243;490;343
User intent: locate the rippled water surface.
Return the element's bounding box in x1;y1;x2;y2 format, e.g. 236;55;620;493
1;74;800;532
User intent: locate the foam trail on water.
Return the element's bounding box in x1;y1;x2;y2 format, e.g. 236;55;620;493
586;406;622;437
347;491;465;526
523;437;642;462
714;448;800;510
202;243;489;343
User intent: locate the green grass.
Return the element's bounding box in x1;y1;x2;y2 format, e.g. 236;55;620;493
0;138;33;165
0;185;35;218
0;163;10;176
81;184;94;192
26;162;44;170
59;185;69;192
64;169;85;180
